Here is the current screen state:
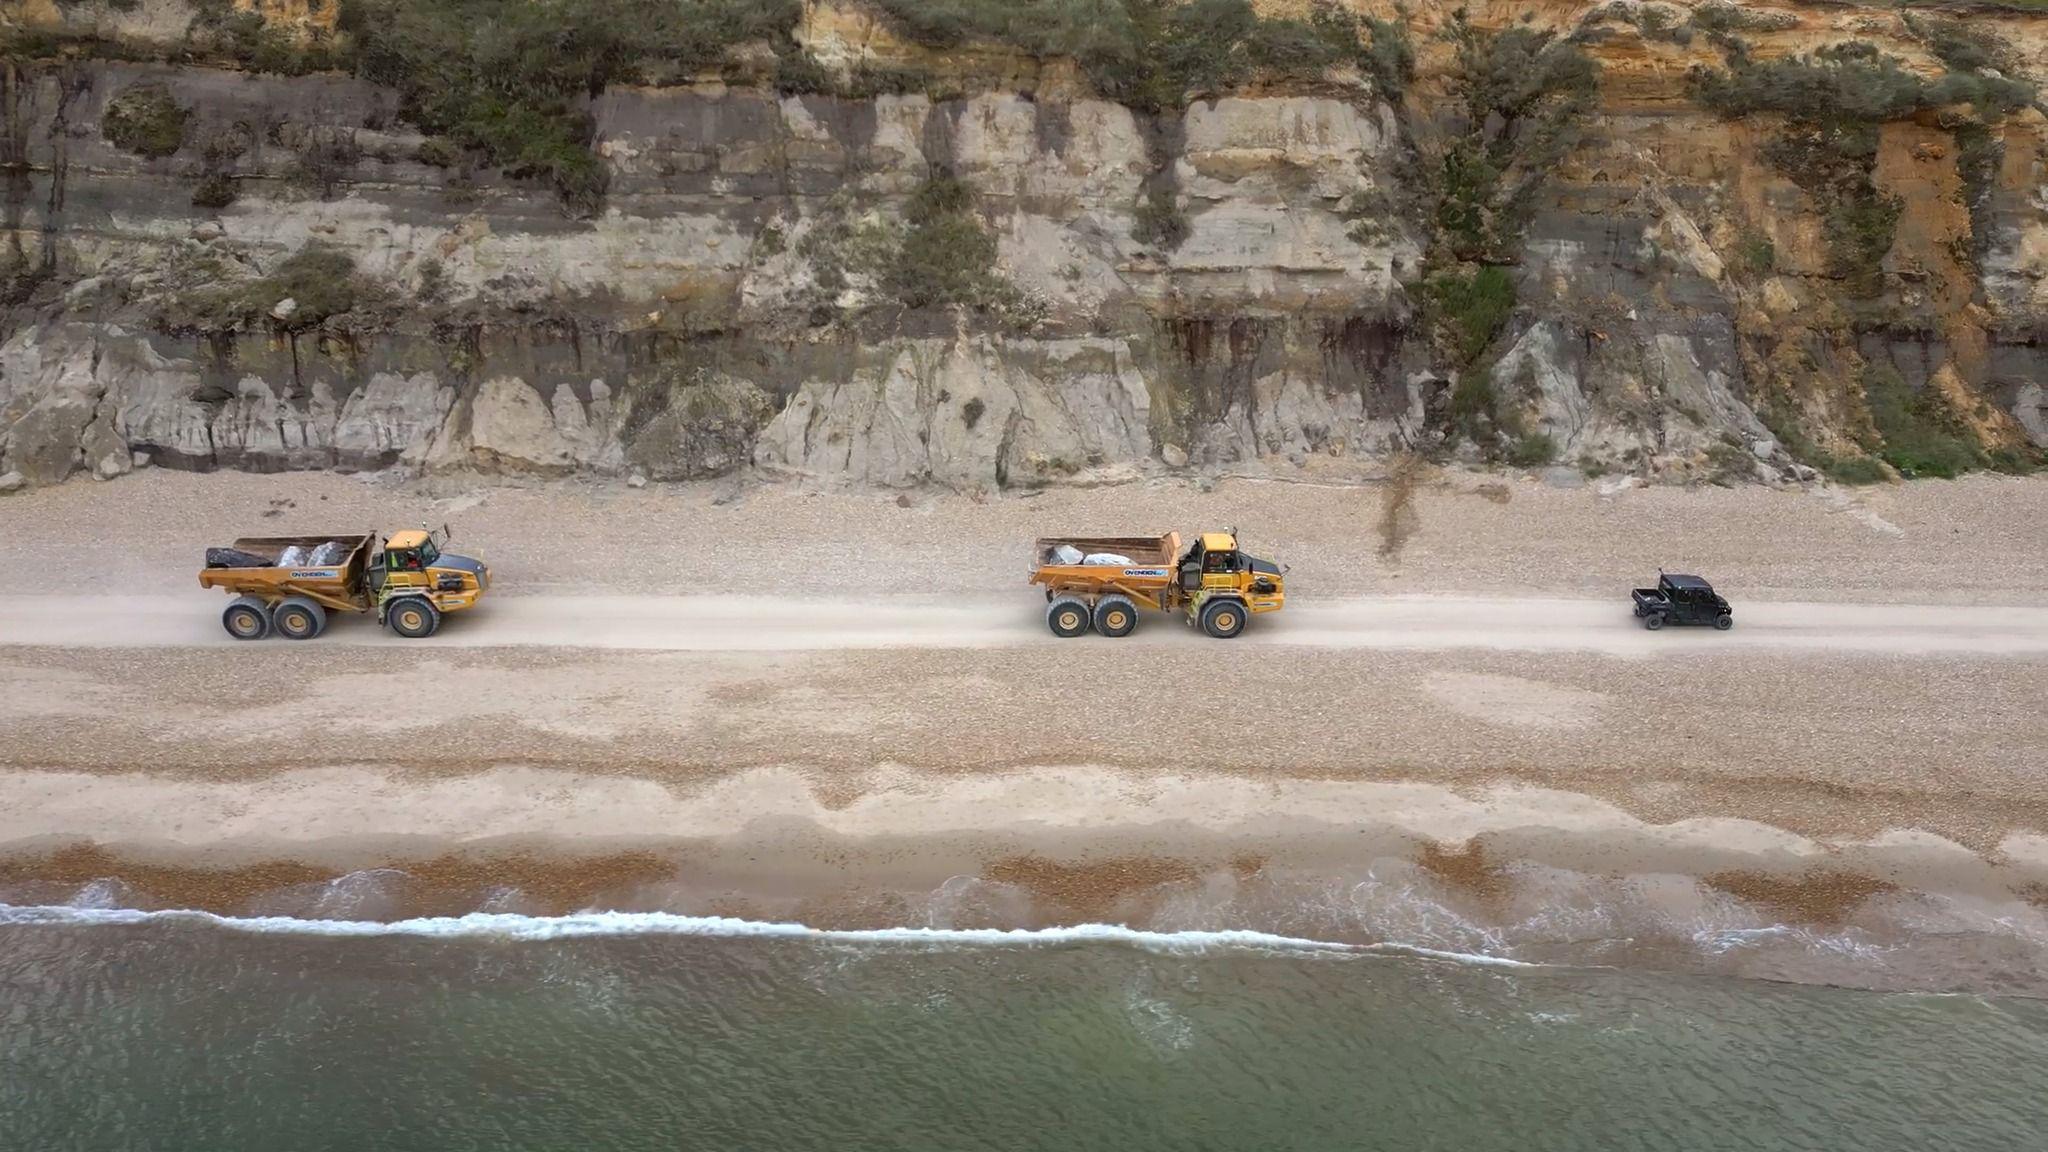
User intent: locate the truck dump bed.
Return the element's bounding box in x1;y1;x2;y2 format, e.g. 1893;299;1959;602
199;534;376;614
1029;533;1182;604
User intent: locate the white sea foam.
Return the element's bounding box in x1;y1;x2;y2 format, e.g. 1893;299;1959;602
0;902;1535;966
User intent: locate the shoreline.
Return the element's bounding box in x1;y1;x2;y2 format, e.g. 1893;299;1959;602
4;764;2047;994
4;469;2046;992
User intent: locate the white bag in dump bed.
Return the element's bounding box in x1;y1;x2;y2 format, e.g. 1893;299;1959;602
1083;553;1134;566
308;540;349;567
1049;544;1084;565
276;545;310;568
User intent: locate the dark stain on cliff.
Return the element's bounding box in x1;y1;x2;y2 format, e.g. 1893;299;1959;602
1319;315;1405;418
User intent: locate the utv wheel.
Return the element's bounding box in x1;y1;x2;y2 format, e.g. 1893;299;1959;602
1714;614;1733;631
272;596;326;641
1094;595;1138;638
222;597;270;641
1046;596;1091;638
1200;599;1247;639
1643;613;1666;631
388;598;440;639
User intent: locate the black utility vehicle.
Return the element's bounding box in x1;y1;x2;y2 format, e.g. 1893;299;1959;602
1631;573;1732;631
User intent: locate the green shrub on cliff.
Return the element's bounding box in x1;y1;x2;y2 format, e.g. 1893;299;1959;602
1686;42;2023;297
1425;266;1517;364
101;84;188;159
1861;366;1986;479
153;245;385;335
800;176;1037;325
1430;18;1598;264
336;0;803;215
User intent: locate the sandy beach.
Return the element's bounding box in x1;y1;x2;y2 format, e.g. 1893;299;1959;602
3;467;2046;985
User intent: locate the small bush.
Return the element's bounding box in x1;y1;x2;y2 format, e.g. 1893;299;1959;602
1687;4;1796;35
962;397;986;429
102;85;188;159
773;50;834;95
1425;266;1517;364
1507;431;1558;467
1703;439;1755;485
1822;455;1889;485
1447;367;1524;451
282;123;362;200
843;64;927;99
1907;14;2010;77
1361;15;1415;103
154;244;383;335
416;257;448;304
1132;186;1189;250
414;137;462;168
1734;229;1775;277
890;210;1001;309
191;173;238;209
1862;366;1985;478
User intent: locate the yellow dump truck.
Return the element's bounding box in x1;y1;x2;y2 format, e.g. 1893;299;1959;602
198;527;490;640
1028;530;1285;638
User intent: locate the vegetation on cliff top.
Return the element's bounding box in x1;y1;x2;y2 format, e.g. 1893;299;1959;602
1691;36;2034;295
337;0;802;216
870;0;1407;108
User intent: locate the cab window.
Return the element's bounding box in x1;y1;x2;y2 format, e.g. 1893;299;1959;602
1203;550;1236;574
419;538;440;568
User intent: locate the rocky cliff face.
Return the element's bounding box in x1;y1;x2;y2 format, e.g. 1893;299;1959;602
1;0;2044;494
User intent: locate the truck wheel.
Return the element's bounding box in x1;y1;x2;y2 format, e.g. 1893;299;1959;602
272;596;327;641
388;598;440;639
1046;596;1091;638
1201;599;1247;639
1714;614;1733;631
222;596;270;641
1643;613;1666;631
1093;595;1138;638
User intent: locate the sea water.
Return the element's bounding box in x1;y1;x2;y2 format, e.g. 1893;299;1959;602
3;908;2045;1151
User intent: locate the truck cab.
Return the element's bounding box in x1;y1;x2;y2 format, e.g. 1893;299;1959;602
1177;531;1286;636
373;528;491;635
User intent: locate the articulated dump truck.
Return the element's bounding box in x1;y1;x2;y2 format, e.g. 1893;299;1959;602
1029;530;1285;639
199;527;490;641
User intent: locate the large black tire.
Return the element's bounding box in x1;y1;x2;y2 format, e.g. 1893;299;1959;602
1046;596;1091;638
272;596;327;641
387;597;440;639
1093;595;1138;638
1643;613;1666;631
222;596;270;641
1200;598;1248;639
1714;614;1734;631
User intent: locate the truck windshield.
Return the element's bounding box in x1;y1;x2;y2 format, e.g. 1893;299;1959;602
419;539;440;567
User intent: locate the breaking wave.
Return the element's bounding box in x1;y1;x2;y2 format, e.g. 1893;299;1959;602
0;902;1539;967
